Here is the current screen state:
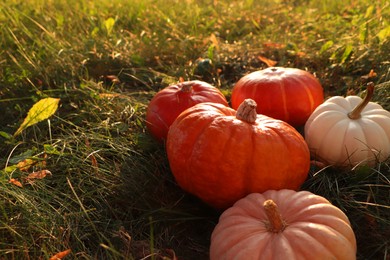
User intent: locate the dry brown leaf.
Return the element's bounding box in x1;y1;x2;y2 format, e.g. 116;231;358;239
262;42;285;49
361;69;377;80
26;170;52;180
49;249;71;260
105;75;121;84
258;55;277;67
9;178;23;187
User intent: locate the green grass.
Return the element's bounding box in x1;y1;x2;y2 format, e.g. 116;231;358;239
0;0;389;259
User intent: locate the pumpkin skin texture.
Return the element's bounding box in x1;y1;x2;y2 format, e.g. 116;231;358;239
231;67;324;127
210;189;357;260
166;99;310;209
304;83;390;167
145;80;228;142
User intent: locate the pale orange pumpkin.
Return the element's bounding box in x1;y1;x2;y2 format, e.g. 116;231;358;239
210;189;357;260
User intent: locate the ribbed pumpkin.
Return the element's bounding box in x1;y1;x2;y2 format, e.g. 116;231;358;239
231;67;324;127
166;99;310;209
145;80;228;142
210;189;357;260
304;82;390;167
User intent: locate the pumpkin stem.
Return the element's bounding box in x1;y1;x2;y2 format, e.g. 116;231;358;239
348;82;375;120
236;99;257;124
180;82;193;93
263;199;286;233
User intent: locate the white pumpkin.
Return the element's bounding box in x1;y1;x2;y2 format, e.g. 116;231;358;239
304;83;390;167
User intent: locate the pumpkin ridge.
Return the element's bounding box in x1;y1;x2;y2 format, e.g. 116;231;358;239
186;116;225;195
226;231;273;259
247;123;278;189
262;122;309;188
244;123;259;194
279;77;290;123
288;221;356;259
260;234;297;260
147;109;170;134
298;77;315;113
342;121;369;165
169;110;223;193
316;120;349;163
214;116;248;201
361;117;390;146
358;120;389;162
282;227;337;259
276;192;329;222
287;204;352;227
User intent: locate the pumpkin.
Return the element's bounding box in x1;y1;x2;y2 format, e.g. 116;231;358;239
145;80;228;141
210;189;357;260
304;82;390;167
166;99;310;209
231;67;324;127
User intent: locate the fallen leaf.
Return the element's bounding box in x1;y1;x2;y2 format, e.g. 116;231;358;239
258;55;277;67
49;249;71;260
16;158;36;172
262;42;285;49
361;69;377;80
105;75;121;84
14;97;60;136
9;178;23;188
16;154;47;172
26;170;52;180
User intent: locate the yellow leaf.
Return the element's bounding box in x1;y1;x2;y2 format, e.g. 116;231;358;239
104;17;115;35
14;98;60;136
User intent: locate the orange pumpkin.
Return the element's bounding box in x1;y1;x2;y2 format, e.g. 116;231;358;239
166;99;310;209
210;189;357;260
231;67;324;127
145;80;228;141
